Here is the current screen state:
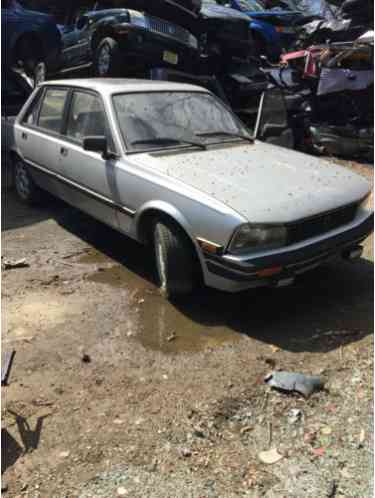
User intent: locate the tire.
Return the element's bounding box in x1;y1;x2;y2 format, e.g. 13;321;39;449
94;37;122;77
14;158;44;205
153;220;196;298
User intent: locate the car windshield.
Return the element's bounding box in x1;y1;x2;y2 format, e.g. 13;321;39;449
113;91;251;153
237;0;265;12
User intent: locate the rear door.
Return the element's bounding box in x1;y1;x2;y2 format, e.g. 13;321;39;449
17;86;70;196
59;89;119;229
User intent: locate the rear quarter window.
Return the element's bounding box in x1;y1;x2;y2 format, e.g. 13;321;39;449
38;88;68;134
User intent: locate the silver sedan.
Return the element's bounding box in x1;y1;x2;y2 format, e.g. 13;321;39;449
12;79;373;297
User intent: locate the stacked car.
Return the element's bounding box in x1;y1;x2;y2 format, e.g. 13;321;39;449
2;0;374;161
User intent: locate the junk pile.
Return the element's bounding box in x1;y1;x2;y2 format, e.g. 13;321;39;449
267;23;373;160
3;0;374;161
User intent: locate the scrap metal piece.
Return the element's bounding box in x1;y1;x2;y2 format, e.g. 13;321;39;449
2;351;16;386
265;371;324;397
2;258;29;270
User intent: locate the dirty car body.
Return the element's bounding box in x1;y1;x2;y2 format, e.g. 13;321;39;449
13;79;373;293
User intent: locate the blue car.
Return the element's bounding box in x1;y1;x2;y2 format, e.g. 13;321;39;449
228;0;304;59
2;0;61;84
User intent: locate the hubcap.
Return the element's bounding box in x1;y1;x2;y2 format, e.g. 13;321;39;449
98;44;111;75
15;161;31;200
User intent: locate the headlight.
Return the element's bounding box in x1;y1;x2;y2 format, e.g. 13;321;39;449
129;11;147;28
228;224;287;255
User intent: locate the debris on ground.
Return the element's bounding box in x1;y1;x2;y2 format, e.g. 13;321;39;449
81;354;92;364
2;258;29;270
265;371;325;397
258;447;284;465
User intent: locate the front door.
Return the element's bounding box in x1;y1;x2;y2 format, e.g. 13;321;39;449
61;2;94;71
59;89;119;229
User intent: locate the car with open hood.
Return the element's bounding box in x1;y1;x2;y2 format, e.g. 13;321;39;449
11;79;373;298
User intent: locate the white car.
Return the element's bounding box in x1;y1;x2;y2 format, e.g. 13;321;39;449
12;79;373;297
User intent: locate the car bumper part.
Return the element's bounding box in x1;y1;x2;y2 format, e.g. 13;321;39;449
203;211;373;292
117;27;198;72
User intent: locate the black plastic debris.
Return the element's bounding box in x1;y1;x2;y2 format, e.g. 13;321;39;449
265;371;324;397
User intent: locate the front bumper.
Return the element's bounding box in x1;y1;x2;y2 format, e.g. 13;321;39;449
203;211;373;292
117;26;198;73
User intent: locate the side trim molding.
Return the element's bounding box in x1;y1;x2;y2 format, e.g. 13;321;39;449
24;158;136;217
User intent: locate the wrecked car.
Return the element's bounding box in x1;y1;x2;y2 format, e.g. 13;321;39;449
24;0;200;79
227;0;304;59
1;0;61;84
12;79;373;297
197;0;254;72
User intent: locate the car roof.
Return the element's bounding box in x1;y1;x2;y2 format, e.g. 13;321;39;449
41;78;209;95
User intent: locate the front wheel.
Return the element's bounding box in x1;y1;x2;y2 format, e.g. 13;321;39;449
153;220;196;298
94;37;122;77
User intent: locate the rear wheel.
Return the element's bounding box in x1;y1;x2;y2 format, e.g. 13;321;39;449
153;220;196;298
14;158;44;205
94;37;122;77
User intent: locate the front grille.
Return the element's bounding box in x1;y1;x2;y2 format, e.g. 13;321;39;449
145;16;195;47
288;204;358;245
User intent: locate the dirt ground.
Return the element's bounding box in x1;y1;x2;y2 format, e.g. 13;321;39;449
1;159;373;498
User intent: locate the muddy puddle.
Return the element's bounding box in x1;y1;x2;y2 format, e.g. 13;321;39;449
82;250;241;354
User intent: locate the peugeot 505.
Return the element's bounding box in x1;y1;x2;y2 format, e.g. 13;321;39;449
12;79;373;297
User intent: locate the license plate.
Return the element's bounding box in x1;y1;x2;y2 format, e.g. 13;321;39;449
163;50;178;65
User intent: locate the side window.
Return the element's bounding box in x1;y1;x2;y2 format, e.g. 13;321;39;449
22;89;43;126
38;88;68;133
66;91;115;150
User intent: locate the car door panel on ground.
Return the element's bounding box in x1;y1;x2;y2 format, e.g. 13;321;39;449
60;89;119;229
19;87;68;196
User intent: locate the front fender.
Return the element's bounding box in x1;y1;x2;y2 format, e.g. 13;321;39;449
134;200;205;265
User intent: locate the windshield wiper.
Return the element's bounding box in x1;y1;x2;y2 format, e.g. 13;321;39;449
196;131;253;143
131;137;206;150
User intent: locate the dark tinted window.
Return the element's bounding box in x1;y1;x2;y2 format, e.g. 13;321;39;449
38;88;68;133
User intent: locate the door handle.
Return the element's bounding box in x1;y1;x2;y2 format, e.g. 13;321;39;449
22;132;28;140
60;147;68;157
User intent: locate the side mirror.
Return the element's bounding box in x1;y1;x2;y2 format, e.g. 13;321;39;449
83;136;108;156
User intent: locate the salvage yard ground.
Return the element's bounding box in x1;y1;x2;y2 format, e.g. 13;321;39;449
1;159;374;498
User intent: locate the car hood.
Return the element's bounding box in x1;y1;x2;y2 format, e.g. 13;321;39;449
137;141;370;223
200;4;250;20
